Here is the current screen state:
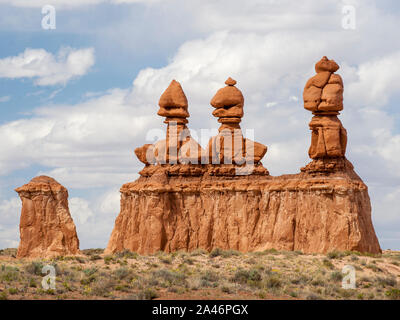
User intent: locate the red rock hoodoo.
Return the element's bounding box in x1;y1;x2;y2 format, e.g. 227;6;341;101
15;176;80;258
106;62;381;255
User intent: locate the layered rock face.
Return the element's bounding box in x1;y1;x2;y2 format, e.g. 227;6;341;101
15;176;80;258
106;165;380;254
106;62;381;255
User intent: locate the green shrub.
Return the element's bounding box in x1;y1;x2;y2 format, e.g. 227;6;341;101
152;269;187;286
8;288;18;295
265;275;282;288
330;271;343;282
327;251;344;259
201;270;219;283
113;267;131;280
190;249;208;256
377;276;397;287
139;288;159;300
25;261;44;275
232;269;262;284
323;259;334;269
116;249;138;259
385;289;400;300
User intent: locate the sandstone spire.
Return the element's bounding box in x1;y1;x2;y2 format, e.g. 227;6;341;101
207;77;267;167
15;176;80;258
302;57;348;173
134;80;203;167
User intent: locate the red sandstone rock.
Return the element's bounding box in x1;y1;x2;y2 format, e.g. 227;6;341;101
136;80;203;165
105;164;381;255
207;78;267;165
15;176;80;258
106;68;381;256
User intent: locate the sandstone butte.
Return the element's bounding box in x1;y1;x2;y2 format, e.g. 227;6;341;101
102;58;373;255
15;176;80;258
106;58;381;255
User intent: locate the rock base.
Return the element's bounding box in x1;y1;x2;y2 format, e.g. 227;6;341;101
105;162;381;255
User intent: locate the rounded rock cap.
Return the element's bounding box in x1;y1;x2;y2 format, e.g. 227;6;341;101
210;77;244;109
158;80;188;109
315;56;339;73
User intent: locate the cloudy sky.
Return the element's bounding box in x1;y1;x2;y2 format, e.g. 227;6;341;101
0;0;399;250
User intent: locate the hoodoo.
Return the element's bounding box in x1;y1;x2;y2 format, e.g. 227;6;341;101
106;61;381;255
15;176;80;258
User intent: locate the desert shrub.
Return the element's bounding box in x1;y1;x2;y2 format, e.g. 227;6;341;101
29;278;37;288
8;288;18;295
82;248;104;256
137;288;159;300
0;291;8;300
290;274;310;285
337;288;355;298
330;271;343;282
74;256;87;264
376;276;397;287
190;249;208;256
25;261;44;275
116;249;138;259
221;285;234;294
1;266;19;282
103;255;114;264
159;256;173;264
183;257;194;265
311;277;326;287
327;251;345;259
152;269;187;286
366;264;382;272
385;289;400;300
232;269;262;285
201;270;219;283
251;248;279;256
83;267;98;277
0;248;17;257
306;293;322;300
209;248;223;258
91;278;116;297
323;258;334;269
264;275;282;288
350;255;359;262
113;267;131;280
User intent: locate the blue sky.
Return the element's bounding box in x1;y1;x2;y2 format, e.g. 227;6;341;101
0;0;399;250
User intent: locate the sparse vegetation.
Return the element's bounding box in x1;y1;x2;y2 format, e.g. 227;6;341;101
0;248;398;300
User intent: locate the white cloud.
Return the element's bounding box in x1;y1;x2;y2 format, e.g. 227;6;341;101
99;190;120;215
0;96;10;103
0;47;95;86
69;197;94;224
0;197;21;249
0;0;159;9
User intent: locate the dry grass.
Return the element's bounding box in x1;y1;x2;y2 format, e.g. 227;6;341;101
0;248;399;300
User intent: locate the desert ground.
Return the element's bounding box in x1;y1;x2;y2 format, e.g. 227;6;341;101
0;248;399;300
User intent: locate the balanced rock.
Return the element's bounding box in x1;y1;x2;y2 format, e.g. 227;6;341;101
302;56;348;173
207;78;268;166
15;176;80;258
136;80;203;166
